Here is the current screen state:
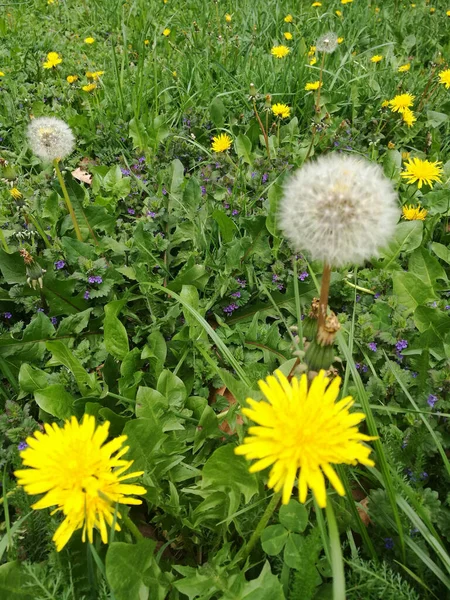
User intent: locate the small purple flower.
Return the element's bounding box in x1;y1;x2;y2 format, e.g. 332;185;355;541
51;317;58;326
223;303;239;315
84;290;90;300
251;172;257;178
162;187;168;195
3;312;12;319
262;173;268;183
201;186;207;196
411;371;418;378
430;301;437;308
120;168;131;176
231;291;241;298
384;538;394;550
298;271;309;281
445;305;450;310
127;208;135;215
401;438;408;449
55;260;65;270
18;442;28;451
420;472;428;480
224;202;230;209
272;274;278;282
227;187;232;195
147;211;157;218
361;364;368;373
427;394;438;408
277;284;284;291
356;294;361;302
396;339;408;352
37;308;45;313
368;342;377;352
374;292;381;299
232;209;239;216
236;278;246;288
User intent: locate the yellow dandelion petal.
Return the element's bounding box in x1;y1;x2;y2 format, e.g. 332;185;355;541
312;2;322;6
284;14;293;23
402;107;416;127
402;204;428;221
43;52;62;69
84;37;95;44
371;55;383;63
225;13;232;22
284;31;293;40
438;69;450;89
0;71;5;76
389;92;415;113
336;10;343;17
235;370;375;507
305;80;321;91
271;103;291;119
401;157;443;189
10;187;22;200
398;63;411;72
211;133;232;153
66;75;78;84
162;28;171;36
337;37;344;44
271;45;290;59
14;414;145;552
82;83;97;92
341;0;353;3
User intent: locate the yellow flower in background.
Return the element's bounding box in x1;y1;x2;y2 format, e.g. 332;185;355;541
10;188;22;200
86;70;104;80
381;100;389;108
0;71;4;76
447;10;450;16
15;415;145;552
172;70;177;77
308;45;316;56
341;0;353;4
402;151;410;161
284;32;293;40
402;204;427;221
305;80;322;91
312;2;322;6
430;7;435;13
43;52;62;69
272;103;291;119
144;39;150;45
66;75;78;83
310;57;317;65
401;158;443;188
271;45;290;58
398;63;411;72
336;10;343;16
387;141;395;149
211;133;232;153
402;108;416;127
337;37;344;43
389;92;415;113
162;28;171;36
284;14;293;23
438;69;450;89
84;37;95;44
371;55;383;63
235;370;375;507
225;13;232;22
82;83;97;92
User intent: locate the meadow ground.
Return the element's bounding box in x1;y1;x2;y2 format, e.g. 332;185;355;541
0;0;450;598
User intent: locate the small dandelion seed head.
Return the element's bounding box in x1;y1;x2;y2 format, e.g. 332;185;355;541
27;116;75;162
316;31;339;53
279;154;399;267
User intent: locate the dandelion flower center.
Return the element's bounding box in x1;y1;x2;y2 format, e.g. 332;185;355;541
235;370;375;507
402;204;427;221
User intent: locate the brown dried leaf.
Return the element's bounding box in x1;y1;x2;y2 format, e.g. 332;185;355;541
72;167;92;185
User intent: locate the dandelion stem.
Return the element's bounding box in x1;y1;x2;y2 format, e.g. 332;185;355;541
315;53;326;114
53;160;83;241
235;492;281;564
252;99;271;160
326;499;346;600
122;512;143;543
25;214;52;249
318;263;331;330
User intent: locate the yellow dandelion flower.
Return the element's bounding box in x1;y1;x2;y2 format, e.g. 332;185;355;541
48;0;56;4
284;32;293;40
235;370;375;507
438;69;450;89
162;28;171;36
447;10;450;16
271;45;290;59
308;45;316;56
225;13;232;22
337;37;344;43
389;92;415;113
272;103;291;119
312;2;322;6
387;141;395;149
172;70;177;77
341;0;353;4
0;71;4;76
371;55;383;63
43;52;62;69
144;39;150;45
430;7;435;13
402;151;410;161
401;157;443;189
402;108;416;127
305;80;322;91
211;133;232;153
336;10;343;16
402;204;427;221
309;57;317;65
82;83;97;92
381;100;389;108
86;71;104;80
284;14;293;23
398;63;411;72
14;415;146;552
66;75;78;84
84;37;95;44
10;187;22;200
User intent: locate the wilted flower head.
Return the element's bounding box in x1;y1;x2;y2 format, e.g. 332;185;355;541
279;154;399;267
27;117;75;162
316;32;338;53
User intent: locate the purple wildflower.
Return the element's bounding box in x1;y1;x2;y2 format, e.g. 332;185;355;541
120;168;131;176
162;187;168;195
127;208;135;215
51;317;58;326
55;260;66;270
272;274;278;282
445;305;450;310
37;308;45;313
396;339;408;352
262;173;268;183
18;442;28;451
223;303;239;315
3;312;12;319
231;291;241;298
147;211;157;218
374;292;381;299
236;278;246;287
232;209;239;216
224;203;230;209
298;271;309;281
84;290;90;300
384;538;394;550
201;186;207;196
368;342;377;352
427;394;438;408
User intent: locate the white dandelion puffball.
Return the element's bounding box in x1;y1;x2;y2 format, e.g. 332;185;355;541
279;154;399;267
316;32;339;54
27;116;75;162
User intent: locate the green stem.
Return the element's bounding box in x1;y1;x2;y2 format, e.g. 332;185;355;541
0;228;9;252
292;257;304;350
26;214;53;249
326;499;346;600
344;280;375;295
53;159;83;241
235;492;281;564
122;512;143;543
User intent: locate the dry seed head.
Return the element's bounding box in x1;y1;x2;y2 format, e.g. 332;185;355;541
316;32;339;54
27;116;75;162
279;154;399;267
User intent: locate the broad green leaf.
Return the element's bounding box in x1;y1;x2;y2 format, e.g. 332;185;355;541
122;418;165;472
240;561;285;600
392;272;436;312
18;364;49;393
170;158;185;197
166;264;209;292
157;369;186;407
34;384;74;419
61;237;96;264
284;532;305;569
261;524;289;555
426;110;448;128
212;209;236;243
56;308;93;336
408;247;447;288
383;149;402;180
0;250;26;284
279;499;309;532
0;561;35;599
431;242;450;265
136;386;168;419
46;340;97;395
376;221;423;269
210;96;225;128
105;540;156;600
235;134;253;165
104;300;129;360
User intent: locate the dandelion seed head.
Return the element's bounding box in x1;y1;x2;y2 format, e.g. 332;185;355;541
279;154;399;267
316;31;338;53
27;116;75;162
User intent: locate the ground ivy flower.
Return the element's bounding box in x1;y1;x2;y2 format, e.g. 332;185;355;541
368;342;377;351
371;55;383;63
43;52;62;69
211;133;232;153
272;103;291;119
427;394;438;408
279;154;399;267
402;204;427;220
84;37;95;44
305;80;321;91
10;187;22;200
438;69;450;89
401;158;443;188
15;415;146;551
235;370;375;507
27;116;75;162
271;45;290;59
389;93;415;113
